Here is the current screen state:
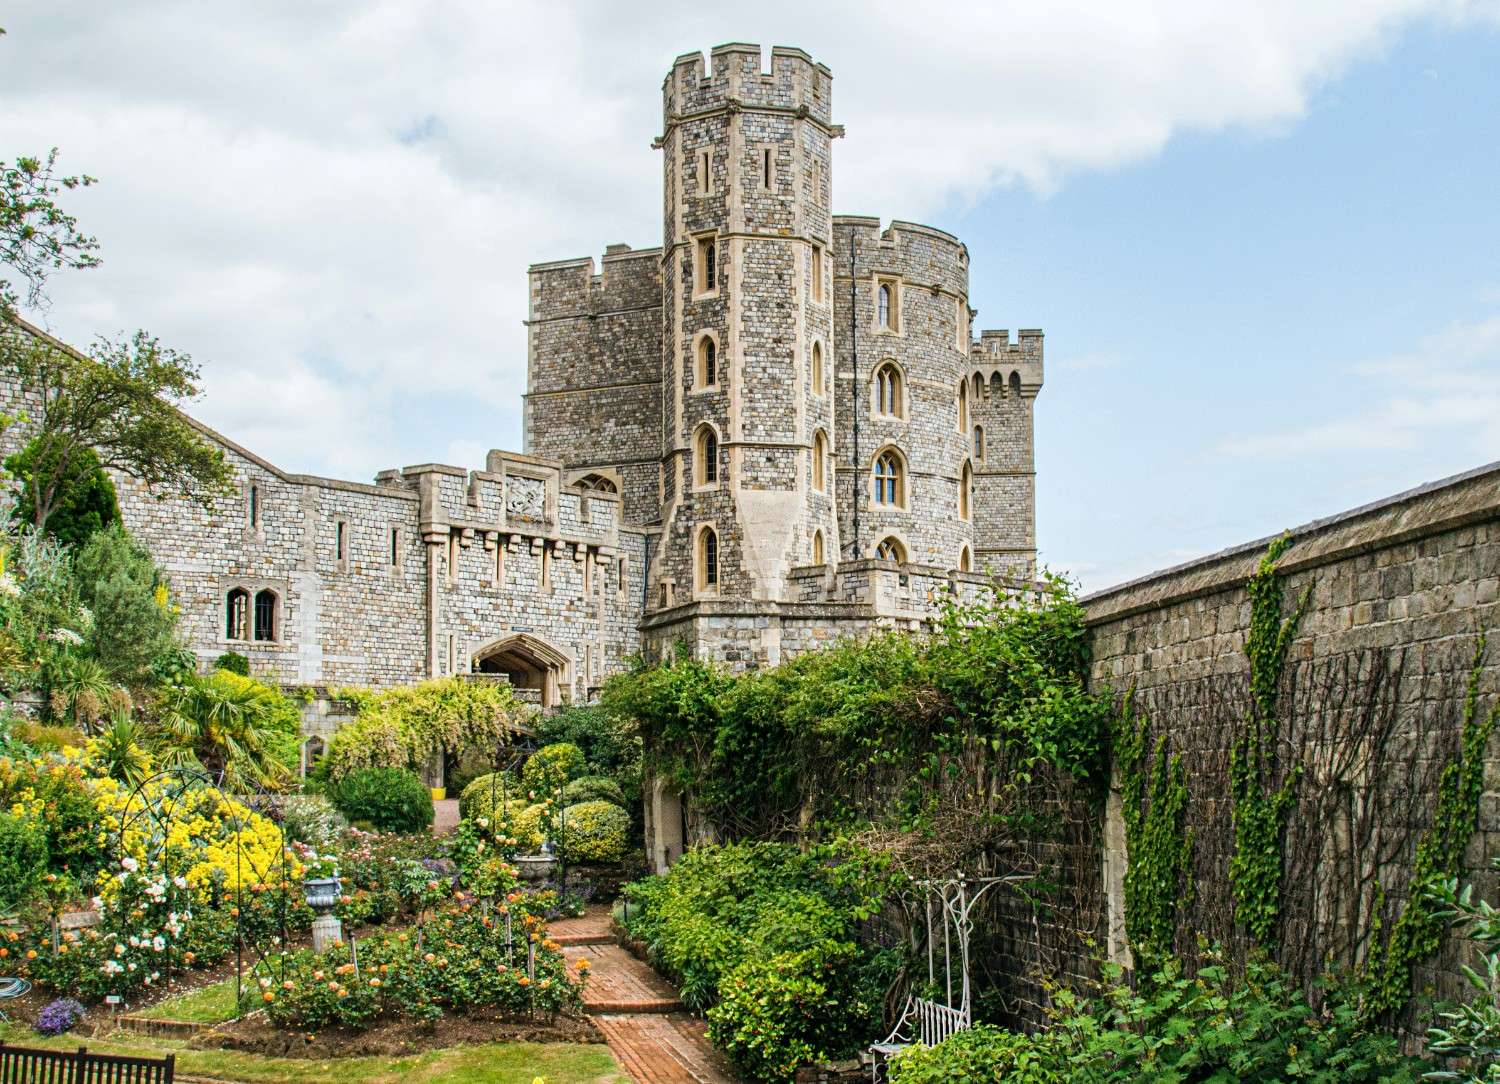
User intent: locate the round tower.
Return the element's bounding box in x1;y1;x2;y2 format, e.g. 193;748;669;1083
652;43;841;606
968;329;1043;577
831;217;977;571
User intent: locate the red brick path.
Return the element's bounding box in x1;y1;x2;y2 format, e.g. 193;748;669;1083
553;908;736;1083
432;798;460;834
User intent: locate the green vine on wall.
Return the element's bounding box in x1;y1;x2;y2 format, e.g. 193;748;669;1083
1360;633;1500;1022
1115;689;1194;962
1229;533;1311;945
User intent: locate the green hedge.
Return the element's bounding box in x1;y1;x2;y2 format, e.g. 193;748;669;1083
331;767;433;833
561;774;627;807
557;800;629;863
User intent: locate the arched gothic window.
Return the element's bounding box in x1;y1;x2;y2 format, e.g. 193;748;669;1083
873;450;903;506
695;425;719;486
960;461;973;520
812;430;828;491
957;380;969;432
253;589;278;642
698;526;719;590
226;588;249;641
811;341;824;395
697;337;718;387
876;536;906;562
874;363;903;418
959;546;973;572
973;425;985;460
1010;370;1022;396
878;284;892;329
812;530;825;565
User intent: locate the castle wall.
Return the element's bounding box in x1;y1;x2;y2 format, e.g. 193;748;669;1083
831;217;979;570
524;246;663;526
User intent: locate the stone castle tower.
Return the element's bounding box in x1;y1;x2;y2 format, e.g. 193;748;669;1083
526;42;1042;668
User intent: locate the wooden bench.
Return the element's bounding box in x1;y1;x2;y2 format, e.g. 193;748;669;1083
0;1042;175;1084
869;996;969;1082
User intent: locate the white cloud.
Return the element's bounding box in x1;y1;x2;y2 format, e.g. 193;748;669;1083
1;0;1495;478
1218;315;1500;460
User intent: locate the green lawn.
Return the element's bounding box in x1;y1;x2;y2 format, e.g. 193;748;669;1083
0;1023;628;1083
135;975;241;1023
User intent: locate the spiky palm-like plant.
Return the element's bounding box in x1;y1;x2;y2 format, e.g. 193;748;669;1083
158;671;291;791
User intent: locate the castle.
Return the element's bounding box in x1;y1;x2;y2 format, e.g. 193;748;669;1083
1;44;1042;756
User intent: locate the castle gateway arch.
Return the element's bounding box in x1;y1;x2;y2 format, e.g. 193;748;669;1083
471;632;573;710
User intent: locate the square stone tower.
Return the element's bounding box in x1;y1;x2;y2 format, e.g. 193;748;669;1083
653;44;843;606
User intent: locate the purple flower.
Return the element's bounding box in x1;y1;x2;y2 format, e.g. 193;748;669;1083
35;998;86;1037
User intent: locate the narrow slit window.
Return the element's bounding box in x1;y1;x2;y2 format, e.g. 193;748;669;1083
389;527;400;566
699;527;719;590
762;148;772;190
447;533;459;585
696;426;719;486
811;245;824;302
248;485;259;528
878;283;892;330
811;341;824;395
812;530;825;565
698;149;711;194
696;236;717;295
335;521;347;564
495;538;505;585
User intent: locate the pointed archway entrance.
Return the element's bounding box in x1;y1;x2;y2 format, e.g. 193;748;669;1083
471;632;573;710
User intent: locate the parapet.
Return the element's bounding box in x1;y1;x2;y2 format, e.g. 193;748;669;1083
527;243;663;322
663;43;835;131
972;329;1043;394
833;216;970;297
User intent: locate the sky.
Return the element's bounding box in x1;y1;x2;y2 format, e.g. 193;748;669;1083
1;1;1497;591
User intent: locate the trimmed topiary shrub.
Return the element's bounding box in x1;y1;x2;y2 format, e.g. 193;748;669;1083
459;771;520;821
557;800;630;864
561;774;627;807
331;767;433;833
521;742;586;797
214;651;250;676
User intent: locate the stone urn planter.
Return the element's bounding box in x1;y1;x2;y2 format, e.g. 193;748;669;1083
514;854;558;882
303;876;343;952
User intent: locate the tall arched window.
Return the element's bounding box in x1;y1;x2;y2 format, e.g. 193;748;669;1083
697;526;719;590
874;362;903;418
812;529;825;565
695;425;719;486
226;588;249;641
811;341;824;395
957;380;969;431
960;462;973;520
812;430;828;491
876;536;905;562
878;283;892;329
873;449;903;506
973;424;985;460
959;546;973;572
972;372;982;399
697;336;718;388
253;589;278;642
1009;370;1022;396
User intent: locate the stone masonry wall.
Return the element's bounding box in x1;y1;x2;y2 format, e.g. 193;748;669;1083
1082;460;1500;1021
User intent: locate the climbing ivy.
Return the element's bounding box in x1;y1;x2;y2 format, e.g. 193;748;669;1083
1115;689;1194;963
1360;634;1500;1022
1229;533;1310;945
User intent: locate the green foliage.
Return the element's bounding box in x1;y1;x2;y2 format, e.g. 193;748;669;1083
1362;635;1500;1022
1229;533;1308;944
620;842;899;1081
157;669;299;789
604;575;1108;840
0;810;48;914
6;437;117;549
520;742;586;797
1114;690;1193;963
561;774;626;807
213;651;249;676
86;714;151;785
0;328;233;533
0;527;84;687
278;795;347;848
0;753;105;883
331;766;434;833
1424;861;1500;1081
72;524;177;687
535;703;641;778
458;771;517;821
0;147;99;317
556;800;629;864
325;677;531;779
888;954;1419;1084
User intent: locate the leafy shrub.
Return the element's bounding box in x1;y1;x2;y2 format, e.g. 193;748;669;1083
279;795;347;848
535;704;641;778
6;438;119;550
521;742;585;797
557;800;629;864
0;809;49;913
34;997;86;1036
0;754;105;883
213;651;249;676
331;767;433;833
263;903;582;1030
459;771;520;821
561;775;626;807
886;1025;1068;1083
72;525;176;687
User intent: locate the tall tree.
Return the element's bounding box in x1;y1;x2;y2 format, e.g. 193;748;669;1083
0;147;99;320
6;436;119;548
0;328;234;532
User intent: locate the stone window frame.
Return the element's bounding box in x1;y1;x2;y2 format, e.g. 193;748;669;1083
225;587;250;642
334;519;350;571
811;528;825;565
695;522;720;596
222;580;285;645
810;339;826;396
958;544;973;573
696;147;713;196
617;555;628;602
253;588;280;643
757;144;775;194
693;232;719;299
246;483;261;533
871;359;908;420
873;275;902;334
692;330;721;392
812;428;830;492
871;445;908;509
973;424;985;462
875;535;908;563
959;459;974;521
957;379;970;434
388;526;404;573
810;244;825;304
693;422;722;490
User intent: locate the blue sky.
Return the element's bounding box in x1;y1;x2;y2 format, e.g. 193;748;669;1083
2;3;1497;590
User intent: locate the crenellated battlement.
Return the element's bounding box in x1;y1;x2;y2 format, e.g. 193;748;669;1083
662;43;835;132
526;243;662;323
971;329;1044;394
